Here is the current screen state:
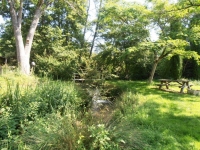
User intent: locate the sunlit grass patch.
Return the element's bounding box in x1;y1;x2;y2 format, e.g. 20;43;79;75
109;80;200;150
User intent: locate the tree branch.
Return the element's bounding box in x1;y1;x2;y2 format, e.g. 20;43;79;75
37;0;44;7
17;0;23;28
8;0;18;28
167;0;200;12
65;1;82;16
160;50;173;59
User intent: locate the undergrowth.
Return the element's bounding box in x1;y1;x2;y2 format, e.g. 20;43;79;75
0;75;120;150
1;74;200;149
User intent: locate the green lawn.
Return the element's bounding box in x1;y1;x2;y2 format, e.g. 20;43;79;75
109;80;200;149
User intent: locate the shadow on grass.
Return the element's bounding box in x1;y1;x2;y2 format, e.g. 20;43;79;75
125;100;200;149
108;80;200;149
109;80;200;102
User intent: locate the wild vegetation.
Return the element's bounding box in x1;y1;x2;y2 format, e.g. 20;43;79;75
0;72;200;149
1;0;200;149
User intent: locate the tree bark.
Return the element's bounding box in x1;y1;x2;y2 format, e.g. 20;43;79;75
89;0;102;58
8;0;44;75
83;0;90;41
149;60;159;84
24;6;43;74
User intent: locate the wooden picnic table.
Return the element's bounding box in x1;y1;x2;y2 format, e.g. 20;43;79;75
157;79;193;93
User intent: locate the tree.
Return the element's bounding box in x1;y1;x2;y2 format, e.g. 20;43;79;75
166;19;183;79
93;1;151;79
1;0;53;75
144;0;190;82
98;1;150;50
130;39;199;83
1;0;91;78
171;0;200;79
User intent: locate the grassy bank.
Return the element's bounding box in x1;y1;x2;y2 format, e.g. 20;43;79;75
110;80;200;149
0;75;89;149
0;74;200;149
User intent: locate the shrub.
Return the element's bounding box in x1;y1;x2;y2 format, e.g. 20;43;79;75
88;124;119;150
35;55;77;80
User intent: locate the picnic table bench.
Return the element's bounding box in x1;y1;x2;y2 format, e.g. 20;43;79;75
157;79;193;93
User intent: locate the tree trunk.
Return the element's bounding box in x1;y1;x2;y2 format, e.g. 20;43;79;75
89;0;102;58
149;60;159;84
23;7;43;74
9;0;44;75
83;0;90;41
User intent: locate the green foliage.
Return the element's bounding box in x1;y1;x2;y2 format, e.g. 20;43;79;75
0;23;16;63
124;47;152;80
1;0;200;82
169;55;183;79
94;47;122;79
99;1;150;50
35;54;78;80
0;78;85;147
149;0;189;38
182;58;200;79
88;124;115;150
0;0;89;73
188;16;200;45
0;75;120;149
33;26;66;56
159;55;183;79
31;24;90;80
95;46;152;80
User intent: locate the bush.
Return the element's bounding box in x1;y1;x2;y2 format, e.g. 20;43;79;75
88;124;119;150
35;55;78;80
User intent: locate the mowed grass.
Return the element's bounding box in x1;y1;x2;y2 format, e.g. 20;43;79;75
109;80;200;150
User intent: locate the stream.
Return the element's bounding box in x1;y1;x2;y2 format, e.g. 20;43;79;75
87;87;114;123
90;88;112;111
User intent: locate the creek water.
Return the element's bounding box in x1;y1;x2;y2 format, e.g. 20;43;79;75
87;88;112;112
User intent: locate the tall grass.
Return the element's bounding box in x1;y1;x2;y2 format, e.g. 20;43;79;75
0;75;119;150
0;76;87;149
